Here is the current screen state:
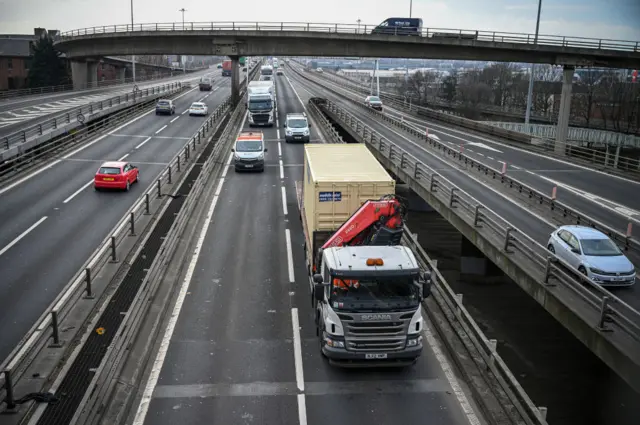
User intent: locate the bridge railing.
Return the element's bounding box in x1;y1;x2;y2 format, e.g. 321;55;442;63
57;21;640;52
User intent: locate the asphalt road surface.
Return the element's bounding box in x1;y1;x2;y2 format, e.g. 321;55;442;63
0;76;230;360
134;72;483;425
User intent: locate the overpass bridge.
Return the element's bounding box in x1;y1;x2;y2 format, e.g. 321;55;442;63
285;62;640;394
52;21;640;164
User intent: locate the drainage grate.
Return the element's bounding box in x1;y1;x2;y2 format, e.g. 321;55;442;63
35;113;231;425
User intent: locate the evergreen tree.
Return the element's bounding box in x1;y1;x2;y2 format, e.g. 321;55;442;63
27;36;69;88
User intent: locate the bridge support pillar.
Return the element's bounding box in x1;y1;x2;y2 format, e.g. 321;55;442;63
230;56;240;106
87;61;99;89
116;67;126;83
554;65;575;155
70;60;89;90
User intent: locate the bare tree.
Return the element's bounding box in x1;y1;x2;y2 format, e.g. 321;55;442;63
571;67;600;128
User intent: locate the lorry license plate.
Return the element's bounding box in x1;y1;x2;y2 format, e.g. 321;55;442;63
365;353;387;359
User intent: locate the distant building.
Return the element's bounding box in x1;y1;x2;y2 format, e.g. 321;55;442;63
0;34;34;90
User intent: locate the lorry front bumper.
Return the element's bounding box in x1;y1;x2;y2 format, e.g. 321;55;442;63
322;343;422;367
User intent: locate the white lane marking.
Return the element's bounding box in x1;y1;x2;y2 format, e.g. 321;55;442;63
278;142;282;157
277;129;280;139
285;229;295;283
511;165;521;169
131;151;234;425
181;109;188;115
477;153;485;157
284;73;308;111
281;186;288;215
63;180;93;203
487;156;494;160
535;174;640;223
291;308;305;391
155;125;167;134
135;137;152;149
170;116;180;123
423;323;481;425
279;159;284;179
118;154;129;161
0;216;48;258
297;394;308;425
0;87;200;196
465;141;503;153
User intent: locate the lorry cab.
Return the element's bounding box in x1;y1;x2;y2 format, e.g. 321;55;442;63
283;113;310;143
372;17;423;36
312;245;430;366
232;132;267;172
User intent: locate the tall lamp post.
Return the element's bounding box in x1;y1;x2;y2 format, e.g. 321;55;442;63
409;0;413;17
130;0;135;83
524;0;542;125
179;8;187;74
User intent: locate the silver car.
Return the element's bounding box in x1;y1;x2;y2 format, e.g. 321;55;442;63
547;225;636;286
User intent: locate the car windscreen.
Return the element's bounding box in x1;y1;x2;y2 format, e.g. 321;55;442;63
580;238;622;256
235;140;263;152
191;103;204;108
369;96;381;102
98;167;121;175
157;101;169;106
287;119;307;128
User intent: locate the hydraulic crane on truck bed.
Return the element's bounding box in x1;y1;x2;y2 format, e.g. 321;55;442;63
314;195;406;271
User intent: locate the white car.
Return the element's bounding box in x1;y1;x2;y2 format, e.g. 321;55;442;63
188;102;208;116
547;225;636;286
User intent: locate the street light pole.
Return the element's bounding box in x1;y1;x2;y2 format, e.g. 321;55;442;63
409;0;413;17
524;0;542;125
130;0;135;83
179;8;187;74
357;18;361;34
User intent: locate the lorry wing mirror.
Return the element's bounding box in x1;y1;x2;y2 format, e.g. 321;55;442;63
314;283;325;301
283;123;286;128
231;148;235;152
308;123;312;127
422;271;433;299
313;274;323;284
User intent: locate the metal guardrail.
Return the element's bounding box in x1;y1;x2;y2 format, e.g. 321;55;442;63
308;67;640;174
0;84;185;183
57;21;640;53
486;122;640;148
0;72;195;102
312;96;640;349
0;66;259;411
2;81;182;150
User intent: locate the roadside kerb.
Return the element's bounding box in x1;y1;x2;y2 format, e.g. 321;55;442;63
71;90;249;425
307;66;640;175
2;81;182;152
0;84;188;185
0;94;236;413
312;97;640;392
293;66;639;254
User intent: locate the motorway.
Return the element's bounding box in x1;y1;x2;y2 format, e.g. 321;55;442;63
287;66;640;306
0;73;231;360
132;70;484;425
316;69;640;226
0;70;211;136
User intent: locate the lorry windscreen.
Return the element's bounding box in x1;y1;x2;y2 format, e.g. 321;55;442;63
249;98;273;110
330;276;420;310
235;140;263;152
261;69;273;76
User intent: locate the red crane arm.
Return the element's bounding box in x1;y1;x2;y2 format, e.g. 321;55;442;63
321;197;404;250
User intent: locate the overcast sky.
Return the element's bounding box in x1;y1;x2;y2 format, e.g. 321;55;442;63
1;0;639;41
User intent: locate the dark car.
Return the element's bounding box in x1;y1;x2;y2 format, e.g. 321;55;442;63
371;17;423;36
199;78;213;91
155;99;175;115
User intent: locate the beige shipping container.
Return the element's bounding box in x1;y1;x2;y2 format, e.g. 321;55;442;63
302;144;395;236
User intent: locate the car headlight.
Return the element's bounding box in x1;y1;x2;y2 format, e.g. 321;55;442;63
286;130;292;136
303;130;309;136
589;267;605;275
258;153;264;160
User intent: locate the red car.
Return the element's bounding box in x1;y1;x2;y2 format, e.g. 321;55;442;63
94;161;139;191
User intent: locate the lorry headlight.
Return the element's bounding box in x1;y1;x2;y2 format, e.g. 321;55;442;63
324;336;345;348
406;335;422;347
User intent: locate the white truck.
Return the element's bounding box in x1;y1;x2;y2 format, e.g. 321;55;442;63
296;144;432;367
247;81;275;127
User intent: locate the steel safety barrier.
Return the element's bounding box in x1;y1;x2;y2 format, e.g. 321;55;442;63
57;21;640;53
2;81;184;151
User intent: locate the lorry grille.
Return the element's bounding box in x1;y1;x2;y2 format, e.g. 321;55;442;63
253;114;270;123
338;312;413;352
